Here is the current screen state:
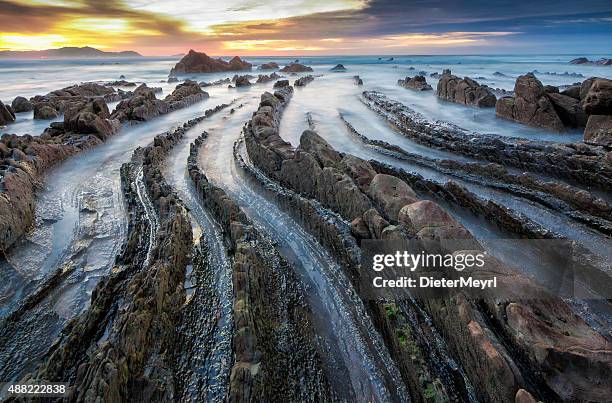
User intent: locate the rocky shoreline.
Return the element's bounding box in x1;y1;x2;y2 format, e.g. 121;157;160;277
187;131;336;401
242;85;612;402
362;91;611;190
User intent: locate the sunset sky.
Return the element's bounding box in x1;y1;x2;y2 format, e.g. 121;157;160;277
1;0;611;56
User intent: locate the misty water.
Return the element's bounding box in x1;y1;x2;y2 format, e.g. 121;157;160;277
0;54;610;387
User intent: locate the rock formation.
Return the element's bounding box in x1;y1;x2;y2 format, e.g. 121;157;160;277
570;57;612;65
398;75;433;91
255;72;280;83
330;64;347;71
294;75;314;87
496;73;565;131
10;96;33;113
233;75;252;87
0;101;15;126
259;62;279;70
280;63;313;73
436;70;496;107
170;49;252;74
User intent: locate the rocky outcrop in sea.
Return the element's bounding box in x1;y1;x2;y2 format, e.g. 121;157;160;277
398;75;432;91
280;63;313;73
436;70;496;107
170;49;252;74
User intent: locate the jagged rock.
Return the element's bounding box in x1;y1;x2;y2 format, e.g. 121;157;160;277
436;72;496;107
362;208;389;239
294;75;314;87
280;63;313;73
11;96;33;113
0;101;16;125
495;73;565;131
255;72;280;83
547;93;588;127
350;216;371;239
170;49;251;74
33;104;59;120
354;75;363;85
584;115;612;147
168;77;178;83
330;64;346;72
111;84;167;122
234;75;252;87
561;85;581;99
570;57;612;65
398;75;432;91
273;80;290;88
543;85;558;93
259;62;279;70
582;78;612;115
367;174;418;221
337;155;377;192
299;130;341;167
63;98;118;139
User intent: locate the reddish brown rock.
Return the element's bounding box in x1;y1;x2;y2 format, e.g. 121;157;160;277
280;63;313;73
436;71;496;107
367;174;418;221
398;75;432;91
0;101;15;125
170;49;252;74
584;115;612;147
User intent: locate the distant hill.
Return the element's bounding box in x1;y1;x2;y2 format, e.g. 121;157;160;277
0;46;143;59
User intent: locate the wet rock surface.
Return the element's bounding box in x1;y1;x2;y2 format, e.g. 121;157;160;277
280;63;314;73
362;91;611;189
258;62;279;70
294;75;315;87
436;70;496;107
243;85;612;403
188;131;335;402
398;75;432;91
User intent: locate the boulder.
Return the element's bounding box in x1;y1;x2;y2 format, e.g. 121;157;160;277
547;93;588;127
330;64;347;72
584;115;612;147
354;76;363;85
543;85;559;93
280;63;313;73
398;75;432;91
582;78;612;115
495;74;565;131
170;49;252;74
362;208;390;239
0;101;16;125
560;85;581;100
569;57;589;65
317;167;372;220
259;62;279;70
436;72;496;107
234;75;252;87
337;155;376;192
580;77;597;100
63;98;118;139
11;96;33;113
273;80;290;88
367;174;418;221
294;75;314;87
33;104;59;120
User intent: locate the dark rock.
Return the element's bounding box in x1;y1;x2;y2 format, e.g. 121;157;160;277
259;62;279;70
294;75;314;87
570;57;612;65
493;71;507;77
495;73;565;131
168;77;178;83
582;78;612;115
580;77;598;100
170;49;251;74
63;98;118;139
561;85;581;100
398;75;432;91
255;72;280;83
280;63;313;73
543;85;559;93
330;64;346;72
0;101;16;125
584;115;612;147
436;72;496;107
273;80;290;88
33;104;59;120
570;57;589;64
354;75;363;85
234;75;252;87
11;96;33;113
547;93;588;128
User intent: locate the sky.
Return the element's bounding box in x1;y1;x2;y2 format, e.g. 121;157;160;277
0;0;611;56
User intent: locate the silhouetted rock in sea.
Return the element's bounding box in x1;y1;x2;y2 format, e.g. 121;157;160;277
330;64;346;71
436;70;496;107
279;63;313;73
354;75;363;85
570;57;612;65
294;75;314;87
496;73;565;131
259;62;279;70
255;72;280;83
233;75;252;87
10;96;33;113
398;75;432;91
0;101;15;125
170;49;252;74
